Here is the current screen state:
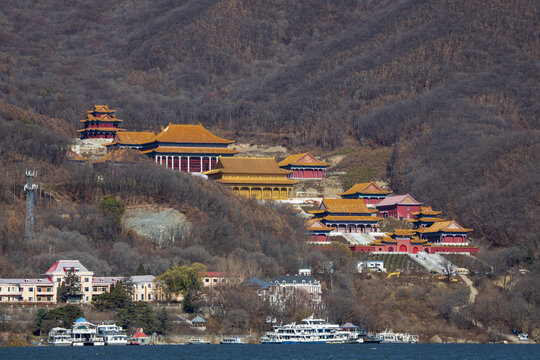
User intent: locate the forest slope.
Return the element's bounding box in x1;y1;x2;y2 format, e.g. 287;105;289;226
0;0;538;248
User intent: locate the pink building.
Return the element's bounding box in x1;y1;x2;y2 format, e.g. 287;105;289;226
376;194;422;220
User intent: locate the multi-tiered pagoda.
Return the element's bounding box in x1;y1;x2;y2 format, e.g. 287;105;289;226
78;105;124;140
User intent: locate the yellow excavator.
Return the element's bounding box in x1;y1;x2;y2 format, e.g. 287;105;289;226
387;272;401;278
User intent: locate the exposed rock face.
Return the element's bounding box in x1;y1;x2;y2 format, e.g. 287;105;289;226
123;206;191;247
430;335;443;343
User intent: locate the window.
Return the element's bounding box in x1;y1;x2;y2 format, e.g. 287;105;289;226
135;284;138;289
47;287;52;292
84;287;89;292
148;284;151;289
141;294;144;300
29;297;33;301
221;279;226;283
212;278;217;283
57;278;61;283
84;278;89;283
204;279;209;283
93;287;97;292
31;288;35;292
148;294;152;300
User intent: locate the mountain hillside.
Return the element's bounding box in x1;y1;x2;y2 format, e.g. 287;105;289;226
0;0;538;249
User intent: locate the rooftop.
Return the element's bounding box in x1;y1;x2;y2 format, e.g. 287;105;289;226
204;157;293;176
45;260;93;275
0;278;54;285
376;194;422;207
278;152;330;167
338;182;391;196
318;198;377;214
153;123;234;144
106;131;155;145
271;275;319;284
416;220;472;233
87;105;115;114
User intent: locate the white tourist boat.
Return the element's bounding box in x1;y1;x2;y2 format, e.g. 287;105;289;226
97;324;128;345
261;315;358;344
220;336;245;344
71;317;105;346
188;338;210;344
48;327;72;346
376;329;419;344
518;333;529;341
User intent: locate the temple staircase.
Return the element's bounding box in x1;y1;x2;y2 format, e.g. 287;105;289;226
335;232;375;245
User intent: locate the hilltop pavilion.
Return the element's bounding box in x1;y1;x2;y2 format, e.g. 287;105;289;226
78;105;125;140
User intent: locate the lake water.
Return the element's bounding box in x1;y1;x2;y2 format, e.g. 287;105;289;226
1;344;538;360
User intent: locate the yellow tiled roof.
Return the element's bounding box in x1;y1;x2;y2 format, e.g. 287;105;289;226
87;105;115;113
278;152;330;167
389;229;417;236
204;157;292;176
323;215;381;222
104;131;155;146
140;147;238;155
320;198;377;214
215;178;298;185
338;182;391;196
81;114;122;122
416;220;472;233
411;206;442;216
307;219;335;231
154;123;234;144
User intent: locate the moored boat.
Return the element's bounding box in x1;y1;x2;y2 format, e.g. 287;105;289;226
97;324;128;345
220;336;245;344
261;315;358;344
71;317;104;346
188;338;210;345
376;329;419;344
48;327;72;346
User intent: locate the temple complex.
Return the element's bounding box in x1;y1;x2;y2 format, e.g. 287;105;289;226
338;182;391;204
78;105;124;140
376;194;422;219
306;218;335;243
204;157;298;200
278;152;329;179
310;198;381;233
409;206;446;229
